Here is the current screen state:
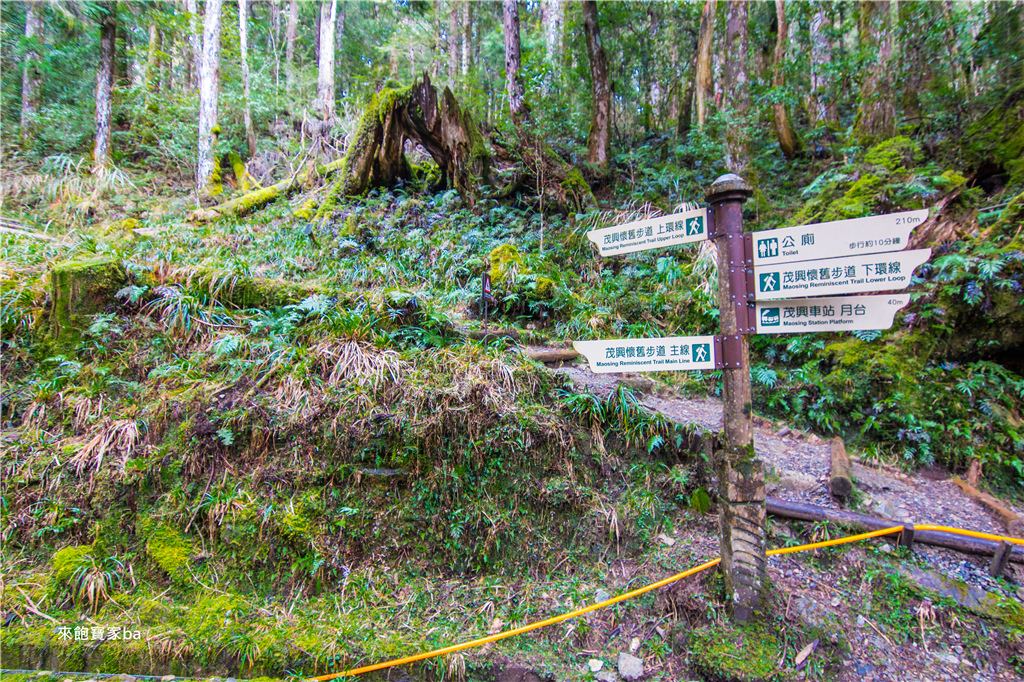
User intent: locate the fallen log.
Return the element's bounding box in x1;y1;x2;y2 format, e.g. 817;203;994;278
462;328;521;341
524;348;579;364
829;437;853;500
951;476;1024;537
766;496;1024;563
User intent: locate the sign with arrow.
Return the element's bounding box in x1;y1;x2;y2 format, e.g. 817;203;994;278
573;335;716;373
752;209;927;266
754;248;931;301
586;207;708;257
755;294;911;334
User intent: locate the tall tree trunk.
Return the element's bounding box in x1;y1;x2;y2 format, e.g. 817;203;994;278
502;0;529;127
315;0;337;118
94;5;117;172
853;0;895;145
197;0;223;192
810;5;838;127
771;0;802;158
147;23;162;94
542;0;563;65
723;1;750;173
462;0;473;78
582;0;610;172
447;0;460;84
694;0;717;130
185;0;200;88
898;1;928;125
21;3;43;145
239;0;257;156
678;52;697;139
285;0;298;92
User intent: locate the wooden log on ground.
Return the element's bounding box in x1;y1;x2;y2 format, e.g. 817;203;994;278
766;496;1024;563
463;328;521;341
829;437;853;499
952;476;1024;537
524;348;579;363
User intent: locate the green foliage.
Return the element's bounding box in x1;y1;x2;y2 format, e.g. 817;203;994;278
146;524;192;575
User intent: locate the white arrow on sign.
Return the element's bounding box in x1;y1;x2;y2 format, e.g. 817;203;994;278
755;294;911;334
751;209;928;266
573;335;716;373
586;207;708;257
754;248;931;301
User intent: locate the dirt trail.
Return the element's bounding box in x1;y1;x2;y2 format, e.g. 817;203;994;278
546;360;1019;541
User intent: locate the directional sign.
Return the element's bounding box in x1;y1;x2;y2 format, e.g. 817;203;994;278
752;209;928;266
573;335;716;373
587;207;708;257
755;294;911;334
754;248;931;301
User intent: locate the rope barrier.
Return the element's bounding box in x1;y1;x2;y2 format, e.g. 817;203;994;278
303;522;1021;680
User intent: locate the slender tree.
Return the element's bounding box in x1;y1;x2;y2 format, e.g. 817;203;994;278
771;0;802;158
582;0;610;172
723;1;750;173
197;0;223;192
853;0;895;144
315;0;337;118
694;0;717;129
284;0;297;93
542;0;563;65
462;0;473;78
146;22;162;94
447;0;460;85
93;4;116;172
502;0;529;127
809;5;838;128
185;0;199;88
21;3;43;145
239;0;256;156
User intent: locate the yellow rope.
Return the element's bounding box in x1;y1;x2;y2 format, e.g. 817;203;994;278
306;522;1021;680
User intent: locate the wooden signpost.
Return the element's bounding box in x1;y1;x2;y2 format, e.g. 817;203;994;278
577;174;932;621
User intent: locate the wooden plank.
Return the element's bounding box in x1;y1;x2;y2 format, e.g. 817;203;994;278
951;477;1024;537
829;437;853;499
766;496;1024;563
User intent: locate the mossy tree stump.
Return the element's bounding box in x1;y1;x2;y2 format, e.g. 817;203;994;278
49;256;127;350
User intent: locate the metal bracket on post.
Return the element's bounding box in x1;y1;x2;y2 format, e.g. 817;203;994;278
714;335;745;369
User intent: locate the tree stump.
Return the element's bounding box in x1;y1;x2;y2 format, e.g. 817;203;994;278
50;257;127;349
829;437;853;499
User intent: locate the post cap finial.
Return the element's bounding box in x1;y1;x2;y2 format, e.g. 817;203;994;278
706;174;753;204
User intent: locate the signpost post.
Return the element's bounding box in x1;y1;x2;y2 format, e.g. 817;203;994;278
707;174;765;623
577;175;932;623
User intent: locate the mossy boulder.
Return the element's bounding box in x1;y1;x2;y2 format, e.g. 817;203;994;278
49;256;127;350
489;244;525;286
864;136;923;172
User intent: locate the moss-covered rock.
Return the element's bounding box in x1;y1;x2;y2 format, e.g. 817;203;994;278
49;256;127;350
689;623;787;681
864;136;923;172
488;244;524;286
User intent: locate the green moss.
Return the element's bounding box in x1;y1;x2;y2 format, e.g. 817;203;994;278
532;276;554;300
488;244;524;286
51;545;91;585
146;524;192;574
209;155;223;197
689;623;785;681
102;217;139;236
864;136;923;172
991;191;1024;234
49;256;127;350
822;174;885;221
